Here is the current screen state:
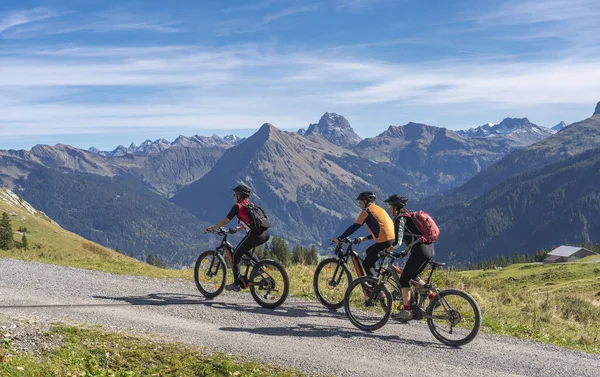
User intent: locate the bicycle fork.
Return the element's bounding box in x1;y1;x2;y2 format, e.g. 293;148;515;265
328;263;345;287
206;253;223;278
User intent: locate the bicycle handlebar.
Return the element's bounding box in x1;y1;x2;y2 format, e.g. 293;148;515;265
206;227;239;236
332;237;361;245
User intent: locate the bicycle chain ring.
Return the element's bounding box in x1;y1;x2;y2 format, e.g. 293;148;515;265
448;309;462;326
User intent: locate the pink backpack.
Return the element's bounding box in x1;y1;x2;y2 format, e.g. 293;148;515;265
402;210;440;244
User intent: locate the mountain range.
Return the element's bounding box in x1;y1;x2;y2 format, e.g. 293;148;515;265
88;134;234;157
428;105;600;262
1;104;598;265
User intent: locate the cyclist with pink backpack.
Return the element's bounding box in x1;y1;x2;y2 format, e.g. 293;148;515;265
384;194;439;321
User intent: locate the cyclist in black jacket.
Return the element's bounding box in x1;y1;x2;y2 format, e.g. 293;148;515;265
384;194;434;321
206;184;270;292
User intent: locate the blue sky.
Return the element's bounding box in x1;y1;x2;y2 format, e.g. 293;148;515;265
1;0;599;151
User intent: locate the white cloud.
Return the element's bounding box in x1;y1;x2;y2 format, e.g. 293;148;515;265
0;38;599;141
0;8;62;33
474;0;600;47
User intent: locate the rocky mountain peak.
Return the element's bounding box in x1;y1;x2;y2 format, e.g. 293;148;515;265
377;122;439;140
594;101;600;116
552;121;567;132
258;123;278;135
304;112;362;148
456;117;552;147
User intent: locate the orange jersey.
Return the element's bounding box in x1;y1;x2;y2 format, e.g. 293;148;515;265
356;203;395;243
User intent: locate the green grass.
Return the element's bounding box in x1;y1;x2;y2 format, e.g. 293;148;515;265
437;259;600;354
0;324;309;377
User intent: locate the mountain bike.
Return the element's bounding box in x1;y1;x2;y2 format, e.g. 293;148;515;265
343;251;481;347
194;228;289;309
313;238;404;309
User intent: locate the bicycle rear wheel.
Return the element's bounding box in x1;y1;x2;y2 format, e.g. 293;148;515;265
344;276;392;332
194;250;227;298
426;288;481;347
313;258;352;309
249;259;289;309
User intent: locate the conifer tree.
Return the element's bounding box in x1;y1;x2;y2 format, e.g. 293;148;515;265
0;212;14;250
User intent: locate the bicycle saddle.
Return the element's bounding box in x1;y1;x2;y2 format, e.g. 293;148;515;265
429;261;446;268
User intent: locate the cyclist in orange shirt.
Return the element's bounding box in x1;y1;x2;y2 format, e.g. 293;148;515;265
333;191;395;276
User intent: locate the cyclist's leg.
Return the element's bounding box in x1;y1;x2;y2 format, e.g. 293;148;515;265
362;241;392;277
230;232;256;286
413;244;434;284
395;243;433;319
250;229;270;264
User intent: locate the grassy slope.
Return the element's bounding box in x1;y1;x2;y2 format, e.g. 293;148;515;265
0;189;189;279
2;189;599;354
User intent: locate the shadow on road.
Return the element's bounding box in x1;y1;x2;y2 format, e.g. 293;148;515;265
220;323;450;349
91;293;345;319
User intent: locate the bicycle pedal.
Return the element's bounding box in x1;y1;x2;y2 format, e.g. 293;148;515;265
412;308;424;321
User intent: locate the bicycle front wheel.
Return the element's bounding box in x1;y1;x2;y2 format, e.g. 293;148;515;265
344;276;392;332
194;250;227;298
313;258;352;309
426;288;481;347
249;259;289;309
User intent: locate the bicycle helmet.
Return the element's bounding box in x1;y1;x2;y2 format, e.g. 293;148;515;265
356;191;376;202
384;194;408;207
232;184;251;197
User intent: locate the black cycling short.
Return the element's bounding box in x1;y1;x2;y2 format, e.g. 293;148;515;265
399;243;434;288
362;240;394;277
232;229;270;282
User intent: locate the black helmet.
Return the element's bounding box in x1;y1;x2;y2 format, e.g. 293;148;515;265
232;184;251;196
384;194;408;207
356;191;376;202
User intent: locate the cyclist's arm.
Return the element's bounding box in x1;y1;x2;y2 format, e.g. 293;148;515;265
208;205;238;231
208;217;231;231
388;216;406;251
338;211;367;239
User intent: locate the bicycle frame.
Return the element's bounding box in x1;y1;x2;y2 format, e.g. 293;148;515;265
207;230;261;288
374;253;445;319
330;240;403;302
333;241;366;277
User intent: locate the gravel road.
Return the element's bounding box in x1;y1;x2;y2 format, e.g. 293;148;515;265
1;259;598;377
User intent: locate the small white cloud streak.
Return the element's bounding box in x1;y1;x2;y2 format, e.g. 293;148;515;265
0;8;62;33
1;8;179;39
215;3;321;36
263;4;322;24
478;0;600;24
